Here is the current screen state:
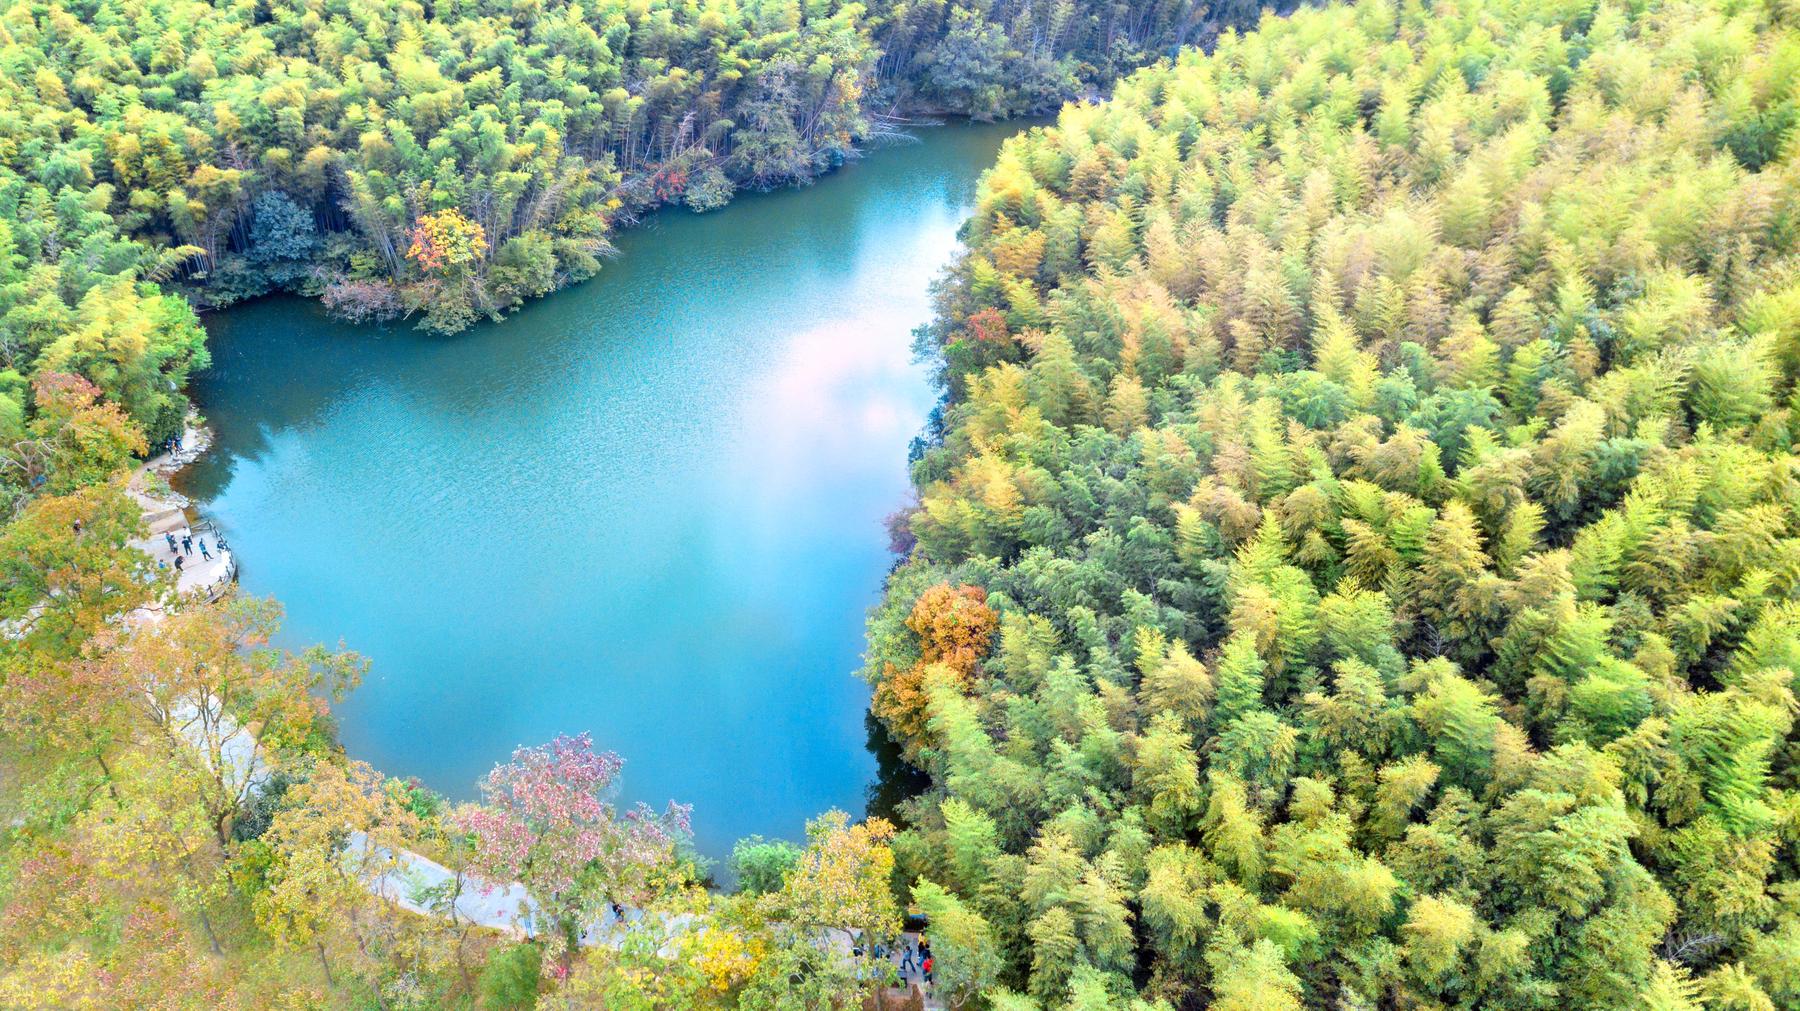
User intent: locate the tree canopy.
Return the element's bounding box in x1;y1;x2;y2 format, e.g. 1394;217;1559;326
0;0;1278;344
864;0;1800;1005
6;0;1800;1004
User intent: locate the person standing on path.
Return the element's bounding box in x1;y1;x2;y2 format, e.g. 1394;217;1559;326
165;532;178;554
199;538;212;561
174;555;184;574
181;534;193;555
900;938;916;976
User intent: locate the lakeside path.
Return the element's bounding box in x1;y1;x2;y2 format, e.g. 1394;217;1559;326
126;425;651;942
127;428;236;605
130;428;944;1006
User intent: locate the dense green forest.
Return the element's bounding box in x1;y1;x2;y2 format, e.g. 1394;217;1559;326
0;0;1272;355
0;0;1281;466
3;0;1800;1004
864;0;1800;1005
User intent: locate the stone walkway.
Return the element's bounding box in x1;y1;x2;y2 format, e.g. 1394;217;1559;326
347;829;685;947
123;425;678;947
131;511;234;598
122;420;896;994
127;426;237;605
888;935;945;1009
825;929;944;1009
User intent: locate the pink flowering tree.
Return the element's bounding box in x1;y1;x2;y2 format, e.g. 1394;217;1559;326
456;733;690;972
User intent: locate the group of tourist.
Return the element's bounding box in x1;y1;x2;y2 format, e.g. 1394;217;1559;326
160;529;216;573
859;933;934;993
897;934;933;987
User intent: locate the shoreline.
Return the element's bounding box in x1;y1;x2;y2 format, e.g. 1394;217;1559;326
121;420;668;944
182;114;1044;332
127;421;238;612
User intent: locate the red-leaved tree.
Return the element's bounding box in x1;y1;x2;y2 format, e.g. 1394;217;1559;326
456;733;690;973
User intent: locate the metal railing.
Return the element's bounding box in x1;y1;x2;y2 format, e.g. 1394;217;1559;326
186;518;238;602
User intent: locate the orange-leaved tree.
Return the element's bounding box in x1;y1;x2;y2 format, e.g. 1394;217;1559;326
871;583;997;757
405;209;487;275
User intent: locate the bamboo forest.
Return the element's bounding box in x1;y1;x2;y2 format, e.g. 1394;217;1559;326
3;0;1800;1005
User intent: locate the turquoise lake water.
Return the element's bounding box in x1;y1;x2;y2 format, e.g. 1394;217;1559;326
180;121;1022;860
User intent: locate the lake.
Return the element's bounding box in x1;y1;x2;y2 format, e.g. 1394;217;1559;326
180;121;1023;861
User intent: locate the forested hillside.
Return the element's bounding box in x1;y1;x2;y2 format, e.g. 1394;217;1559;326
0;0;1281;471
0;0;873;347
866;0;1800;1006
871;0;1278;119
0;0;1269;361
